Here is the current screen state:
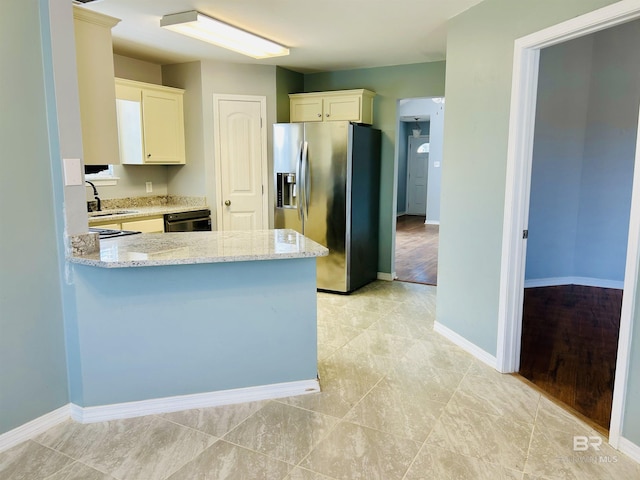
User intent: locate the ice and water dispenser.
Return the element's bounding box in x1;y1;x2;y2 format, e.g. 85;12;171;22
276;172;297;208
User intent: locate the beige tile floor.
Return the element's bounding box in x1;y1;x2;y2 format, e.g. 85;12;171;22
2;281;639;480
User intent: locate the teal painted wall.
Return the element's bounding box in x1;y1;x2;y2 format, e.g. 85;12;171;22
438;0;640;446
0;0;69;435
276;67;304;123
304;62;446;273
70;259;318;406
527;22;640;285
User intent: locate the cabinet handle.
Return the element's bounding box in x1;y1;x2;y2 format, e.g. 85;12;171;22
317;113;322;117
147;153;151;158
224;200;231;206
326;113;330;117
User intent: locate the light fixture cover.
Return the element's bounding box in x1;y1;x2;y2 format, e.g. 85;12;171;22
160;11;289;59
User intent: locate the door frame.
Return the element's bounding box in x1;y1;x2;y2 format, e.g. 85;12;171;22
212;94;269;230
497;0;640;450
405;134;430;215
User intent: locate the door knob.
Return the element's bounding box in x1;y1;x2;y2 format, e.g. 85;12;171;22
224;200;231;206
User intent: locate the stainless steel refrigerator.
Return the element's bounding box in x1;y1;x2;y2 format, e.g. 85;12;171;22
274;121;381;293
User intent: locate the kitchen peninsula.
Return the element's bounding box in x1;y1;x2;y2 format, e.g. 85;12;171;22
66;229;327;420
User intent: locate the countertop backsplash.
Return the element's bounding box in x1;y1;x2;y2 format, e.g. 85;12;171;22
87;195;206;212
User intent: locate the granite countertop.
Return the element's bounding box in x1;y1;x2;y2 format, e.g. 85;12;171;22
69;229;329;268
88;205;209;225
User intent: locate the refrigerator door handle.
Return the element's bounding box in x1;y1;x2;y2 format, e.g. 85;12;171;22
296;141;303;221
302;141;310;217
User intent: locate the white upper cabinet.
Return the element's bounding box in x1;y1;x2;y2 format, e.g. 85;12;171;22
73;6;121;165
289;89;375;125
115;78;186;165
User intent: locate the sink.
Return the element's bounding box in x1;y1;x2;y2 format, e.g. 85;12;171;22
88;210;138;218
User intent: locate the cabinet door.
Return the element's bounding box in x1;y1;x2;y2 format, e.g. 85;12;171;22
73;8;120;165
142;90;186;164
323;95;361;122
116;98;144;165
290;97;323;122
122;217;165;233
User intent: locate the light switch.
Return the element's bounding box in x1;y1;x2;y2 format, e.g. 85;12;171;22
434;161;441;168
63;158;83;186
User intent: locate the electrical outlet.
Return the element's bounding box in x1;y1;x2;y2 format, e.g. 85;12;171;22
146;181;153;193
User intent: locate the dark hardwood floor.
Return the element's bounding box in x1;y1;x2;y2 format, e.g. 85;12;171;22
395;215;439;285
519;285;622;430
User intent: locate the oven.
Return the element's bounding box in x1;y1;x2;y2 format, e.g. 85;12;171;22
164;209;212;232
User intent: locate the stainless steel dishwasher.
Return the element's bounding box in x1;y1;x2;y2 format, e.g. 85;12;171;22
164;209;212;232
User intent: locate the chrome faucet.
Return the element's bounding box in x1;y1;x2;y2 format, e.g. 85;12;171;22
85;180;101;212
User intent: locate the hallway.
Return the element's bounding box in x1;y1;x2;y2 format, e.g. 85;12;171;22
395;215;439;285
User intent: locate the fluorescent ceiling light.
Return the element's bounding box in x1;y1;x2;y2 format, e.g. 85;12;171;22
160;11;289;59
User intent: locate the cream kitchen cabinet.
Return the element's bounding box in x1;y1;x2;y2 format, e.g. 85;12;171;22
73;6;121;165
289;89;375;125
92;216;165;233
122;217;165;233
115;78;186;165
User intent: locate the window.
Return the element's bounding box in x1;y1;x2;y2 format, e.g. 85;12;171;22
417;143;430;153
84;165;119;186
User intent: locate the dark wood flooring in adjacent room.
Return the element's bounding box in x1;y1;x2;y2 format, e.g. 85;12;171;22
519;285;622;431
395;215;439;285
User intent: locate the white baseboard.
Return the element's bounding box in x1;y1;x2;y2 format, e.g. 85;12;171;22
524;276;624;289
0;379;319;451
425;220;440;225
71;378;320;424
377;272;394;281
434;321;497;369
618;436;640;464
0;404;70;453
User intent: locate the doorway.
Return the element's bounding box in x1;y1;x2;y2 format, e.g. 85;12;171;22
517;24;639;431
497;1;640;450
212;94;269;231
393;98;444;284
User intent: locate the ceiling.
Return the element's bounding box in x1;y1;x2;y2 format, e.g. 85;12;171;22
81;0;485;73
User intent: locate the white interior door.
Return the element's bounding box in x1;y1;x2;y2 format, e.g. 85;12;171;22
213;95;268;231
406;135;429;215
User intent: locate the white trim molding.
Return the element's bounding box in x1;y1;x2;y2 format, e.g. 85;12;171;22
619;436;640;464
496;0;640;453
0;379;320;452
609;105;640;449
0;405;70;453
377;272;395;281
84;176;119;187
71;379;320;424
524;277;624;289
434;321;497;369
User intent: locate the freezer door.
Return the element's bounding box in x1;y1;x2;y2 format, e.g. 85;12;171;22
273;123;304;233
304;121;350;292
347;124;381;291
